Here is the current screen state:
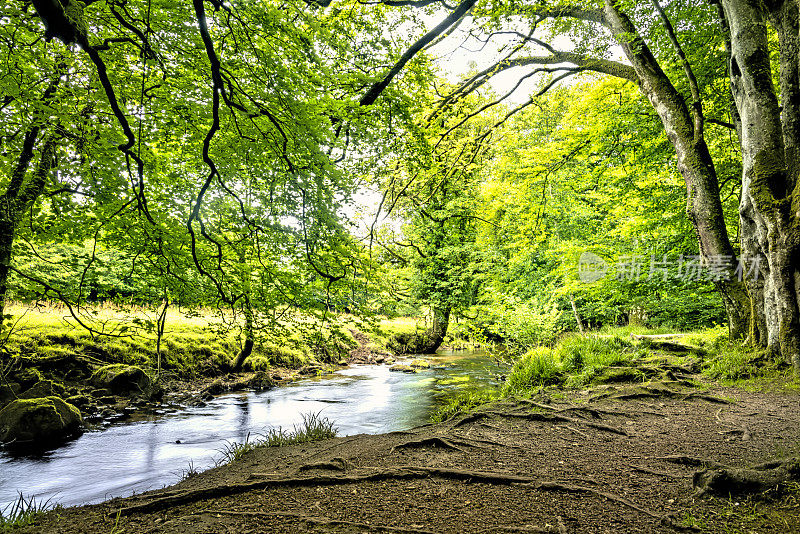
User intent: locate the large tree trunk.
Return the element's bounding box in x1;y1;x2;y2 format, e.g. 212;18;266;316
603;1;751;339
723;0;800;372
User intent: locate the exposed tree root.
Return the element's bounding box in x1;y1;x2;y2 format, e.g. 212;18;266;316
116;465;664;524
603;385;729;405
391;436;468;454
483;410;628;436
693;457;800;496
298;457;352;472
655;455;725;469
449;434;521;449
629;464;691;478
194;509;437;533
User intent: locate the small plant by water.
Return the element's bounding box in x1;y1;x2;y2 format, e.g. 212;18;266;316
216;412;338;465
430;389;498;423
0;493;57;530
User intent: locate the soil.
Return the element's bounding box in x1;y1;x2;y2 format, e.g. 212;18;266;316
20;378;800;533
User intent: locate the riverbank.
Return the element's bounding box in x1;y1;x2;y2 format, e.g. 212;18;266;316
0;303;414;448
15;376;800;533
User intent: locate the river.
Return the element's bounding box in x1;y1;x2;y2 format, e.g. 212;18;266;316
0;350;502;510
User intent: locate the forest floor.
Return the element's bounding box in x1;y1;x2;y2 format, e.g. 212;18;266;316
19;376;800;533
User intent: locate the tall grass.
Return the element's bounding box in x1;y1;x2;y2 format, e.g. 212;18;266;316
0;493;57;530
216;412;338;465
502;334;644;395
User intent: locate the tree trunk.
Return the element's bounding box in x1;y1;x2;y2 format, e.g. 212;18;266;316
231;295;255;372
569;295;585;334
603;0;751;339
723;0;800;372
419;306;450;353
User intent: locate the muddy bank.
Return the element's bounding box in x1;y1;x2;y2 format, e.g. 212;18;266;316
17;377;800;533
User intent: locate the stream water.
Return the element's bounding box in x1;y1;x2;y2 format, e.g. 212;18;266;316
0;350;502;510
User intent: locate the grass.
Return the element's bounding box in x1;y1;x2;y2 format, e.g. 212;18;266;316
0;493;58;531
216;412;338;465
1;301;358;380
430;388;499;423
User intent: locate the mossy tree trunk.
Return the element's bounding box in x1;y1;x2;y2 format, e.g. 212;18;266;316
0;72;62;322
231;249;255;372
723;0;800;372
418;306;450;354
603;1;752;341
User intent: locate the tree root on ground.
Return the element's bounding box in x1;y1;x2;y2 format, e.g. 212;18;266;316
692;457;800;496
596;385;729;405
628;464;691;479
481;410;629;436
116;465;664;524
192;509;437;533
298;457;353;472
390;436;469;454
654;455;725;469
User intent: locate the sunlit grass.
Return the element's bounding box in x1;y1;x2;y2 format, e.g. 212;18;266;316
430;388;498;423
1;301;356;375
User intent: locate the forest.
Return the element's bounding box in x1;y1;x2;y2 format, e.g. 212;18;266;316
1;0;800;532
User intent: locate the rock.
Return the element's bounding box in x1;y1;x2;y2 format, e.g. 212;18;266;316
18;380;67;399
90;388;113;398
247;371;275;392
65;394;90;408
90;365;151;395
389;364;417;373
11;368;43;389
299;365;321;376
408;359;431;369
375;355;385;364
0;381;21;404
0;396;83;446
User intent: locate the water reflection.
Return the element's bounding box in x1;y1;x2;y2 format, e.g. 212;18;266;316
0;350;501;509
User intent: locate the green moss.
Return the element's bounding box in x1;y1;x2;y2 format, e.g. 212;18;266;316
0;396;83;445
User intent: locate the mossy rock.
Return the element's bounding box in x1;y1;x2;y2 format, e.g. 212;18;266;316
11;368;43;389
408;359;431;369
246;371;275;392
90;364;151;395
0;382;21;405
18;380;67;399
389;364;417;373
65;394;91;408
0;396;83;446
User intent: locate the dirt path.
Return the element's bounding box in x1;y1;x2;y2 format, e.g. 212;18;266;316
23;381;800;533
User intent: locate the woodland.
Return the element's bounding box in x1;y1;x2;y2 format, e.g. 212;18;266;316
2;0;800;532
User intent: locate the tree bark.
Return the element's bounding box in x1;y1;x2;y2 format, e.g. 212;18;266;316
603;0;751;339
0;132;58;321
722;0;800;372
418;306;450;353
